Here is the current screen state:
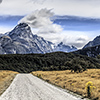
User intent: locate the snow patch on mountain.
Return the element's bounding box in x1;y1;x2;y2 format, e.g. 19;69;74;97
54;42;77;52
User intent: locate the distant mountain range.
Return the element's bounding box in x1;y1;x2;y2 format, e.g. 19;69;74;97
1;21;100;56
0;23;77;54
54;42;77;52
74;35;100;57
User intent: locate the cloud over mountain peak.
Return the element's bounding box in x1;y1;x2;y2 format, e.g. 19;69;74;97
19;8;62;34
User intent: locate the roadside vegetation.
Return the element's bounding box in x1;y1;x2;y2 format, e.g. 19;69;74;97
32;69;100;99
0;70;18;95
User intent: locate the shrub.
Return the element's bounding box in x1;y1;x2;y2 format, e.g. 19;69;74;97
85;81;96;98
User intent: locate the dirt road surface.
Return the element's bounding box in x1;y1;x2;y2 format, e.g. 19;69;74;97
0;74;85;100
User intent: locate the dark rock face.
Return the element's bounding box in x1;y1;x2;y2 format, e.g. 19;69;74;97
83;35;100;49
75;35;100;57
74;45;100;57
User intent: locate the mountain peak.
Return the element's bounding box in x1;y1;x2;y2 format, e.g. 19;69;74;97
9;22;32;39
17;23;29;28
15;23;30;30
58;42;63;46
83;35;100;49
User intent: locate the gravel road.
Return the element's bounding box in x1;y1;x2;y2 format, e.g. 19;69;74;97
0;74;85;100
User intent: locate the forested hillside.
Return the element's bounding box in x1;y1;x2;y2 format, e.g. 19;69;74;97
0;52;100;73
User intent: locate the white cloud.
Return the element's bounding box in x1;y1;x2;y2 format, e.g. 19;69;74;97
19;8;54;28
0;0;2;3
37;24;62;34
37;30;90;49
1;0;100;18
30;0;46;4
0;0;30;15
19;8;62;34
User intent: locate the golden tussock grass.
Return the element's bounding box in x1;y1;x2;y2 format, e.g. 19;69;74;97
0;70;18;95
32;69;100;99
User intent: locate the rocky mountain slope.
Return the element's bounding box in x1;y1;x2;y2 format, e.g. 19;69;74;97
0;23;54;54
54;42;77;52
74;45;100;57
0;23;77;54
83;35;100;49
73;35;100;57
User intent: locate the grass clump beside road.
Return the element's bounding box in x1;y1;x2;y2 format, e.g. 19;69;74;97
0;70;18;95
32;69;100;99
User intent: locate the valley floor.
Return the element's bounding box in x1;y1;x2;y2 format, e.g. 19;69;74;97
32;69;100;100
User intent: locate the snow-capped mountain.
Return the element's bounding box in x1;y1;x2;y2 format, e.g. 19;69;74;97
0;23;54;54
0;23;77;54
83;35;100;49
54;42;77;52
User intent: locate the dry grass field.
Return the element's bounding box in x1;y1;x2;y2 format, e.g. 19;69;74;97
0;70;18;95
32;69;100;99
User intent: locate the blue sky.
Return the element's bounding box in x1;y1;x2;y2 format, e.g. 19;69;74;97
0;0;100;48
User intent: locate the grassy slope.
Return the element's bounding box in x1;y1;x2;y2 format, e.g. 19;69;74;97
0;70;18;95
32;69;100;99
